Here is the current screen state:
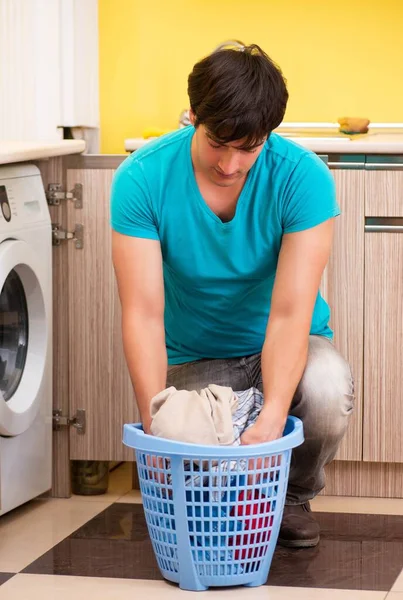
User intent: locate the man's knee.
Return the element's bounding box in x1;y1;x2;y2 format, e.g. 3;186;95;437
294;336;354;435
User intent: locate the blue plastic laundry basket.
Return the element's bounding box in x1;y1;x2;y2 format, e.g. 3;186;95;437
123;416;303;591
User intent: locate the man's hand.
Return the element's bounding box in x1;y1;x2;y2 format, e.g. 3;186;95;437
240;406;287;446
241;406;287;483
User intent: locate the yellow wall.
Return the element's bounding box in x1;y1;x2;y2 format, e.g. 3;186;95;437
99;0;403;154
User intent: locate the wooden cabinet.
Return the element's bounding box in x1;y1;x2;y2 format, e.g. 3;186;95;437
321;170;365;461
363;171;403;462
37;155;403;498
65;164;140;461
61;160;365;463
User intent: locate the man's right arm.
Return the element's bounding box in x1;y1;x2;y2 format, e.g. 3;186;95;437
112;230;167;433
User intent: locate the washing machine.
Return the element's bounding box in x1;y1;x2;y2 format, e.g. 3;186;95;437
0;164;52;516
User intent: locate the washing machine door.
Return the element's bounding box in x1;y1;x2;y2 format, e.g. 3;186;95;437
0;240;49;436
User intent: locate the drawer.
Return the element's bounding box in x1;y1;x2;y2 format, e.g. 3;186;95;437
365;170;403;217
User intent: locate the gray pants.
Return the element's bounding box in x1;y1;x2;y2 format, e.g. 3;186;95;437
167;335;354;505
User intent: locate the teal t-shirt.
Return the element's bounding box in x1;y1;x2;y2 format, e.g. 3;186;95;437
111;127;340;364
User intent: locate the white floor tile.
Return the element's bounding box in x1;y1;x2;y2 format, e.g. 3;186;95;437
0;461;134;571
391;569;403;592
0;498;110;572
115;489;142;504
311;496;403;516
0;575;389;600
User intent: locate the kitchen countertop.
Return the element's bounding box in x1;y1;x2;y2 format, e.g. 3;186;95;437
125;129;403;155
0;140;86;165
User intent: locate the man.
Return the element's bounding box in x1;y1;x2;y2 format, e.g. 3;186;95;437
111;43;354;548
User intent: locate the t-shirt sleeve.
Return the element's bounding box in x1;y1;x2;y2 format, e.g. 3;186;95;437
110;157;160;240
282;153;340;234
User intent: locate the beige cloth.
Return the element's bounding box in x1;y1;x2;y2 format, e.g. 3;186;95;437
150;384;238;446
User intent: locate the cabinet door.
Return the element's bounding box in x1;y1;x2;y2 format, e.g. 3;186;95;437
65;164;365;462
66;166;139;461
363;171;403;462
320;170;365;461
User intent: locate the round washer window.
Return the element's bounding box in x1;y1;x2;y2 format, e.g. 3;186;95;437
0;269;29;402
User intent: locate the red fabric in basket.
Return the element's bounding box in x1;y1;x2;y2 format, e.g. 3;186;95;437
229;489;273;560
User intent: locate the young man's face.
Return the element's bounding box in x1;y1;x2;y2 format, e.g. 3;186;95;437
190;113;266;188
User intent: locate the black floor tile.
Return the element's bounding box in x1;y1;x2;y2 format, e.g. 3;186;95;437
23;537;162;580
22;503;403;591
0;573;15;586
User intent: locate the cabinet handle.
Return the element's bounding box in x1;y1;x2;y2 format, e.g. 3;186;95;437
365;217;403;233
365;164;403;170
328;161;365;169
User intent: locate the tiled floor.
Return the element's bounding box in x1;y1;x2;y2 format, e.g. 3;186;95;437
0;575;14;586
1;462;403;599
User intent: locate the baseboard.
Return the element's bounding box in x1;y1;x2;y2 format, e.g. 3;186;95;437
322;460;403;498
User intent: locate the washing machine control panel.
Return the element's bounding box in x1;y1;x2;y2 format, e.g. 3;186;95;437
0;165;49;228
0;185;11;222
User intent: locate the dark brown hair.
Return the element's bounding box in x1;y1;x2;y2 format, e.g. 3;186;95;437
188;43;288;150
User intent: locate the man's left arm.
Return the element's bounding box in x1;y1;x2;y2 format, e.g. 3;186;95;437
241;217;335;445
